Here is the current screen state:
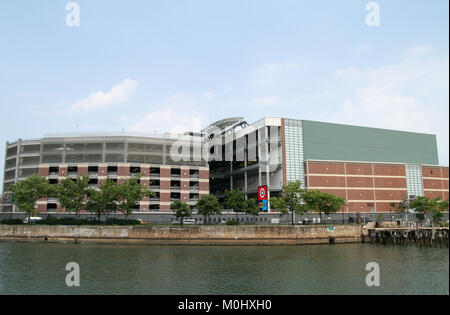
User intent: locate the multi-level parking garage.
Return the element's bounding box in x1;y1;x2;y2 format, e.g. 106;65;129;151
2;132;209;213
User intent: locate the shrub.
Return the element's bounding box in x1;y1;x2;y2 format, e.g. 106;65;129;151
226;220;240;225
0;219;23;225
103;218;141;226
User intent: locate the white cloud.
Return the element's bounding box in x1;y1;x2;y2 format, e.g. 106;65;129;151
203;91;216;101
320;46;449;165
69;78;138;113
129;94;208;134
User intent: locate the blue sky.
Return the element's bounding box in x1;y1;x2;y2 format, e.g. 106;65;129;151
0;0;448;191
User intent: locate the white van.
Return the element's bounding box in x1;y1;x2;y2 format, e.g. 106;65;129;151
23;217;43;224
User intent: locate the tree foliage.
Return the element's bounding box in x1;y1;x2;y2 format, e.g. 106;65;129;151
245;199;260;217
223;189;247;212
86;178;118;221
196;195;221;224
9;175;54;217
302;190;346;221
270;181;307;225
409;196;449;225
172;201;192;225
57;176;90;218
115;177;155;219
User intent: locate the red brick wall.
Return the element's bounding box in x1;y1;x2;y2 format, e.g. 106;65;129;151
39;166;49;177
422;166;448;201
78;166;88;176
37;203;47;213
423;178;443;190
98;165;107;177
140;166;149;177
306;161;412;213
374;177;407;188
346;164;372;176
422;166;442;178
373;164;406;176
347;189;374;200
375;190;408;201
160;180;170;190
308;176;346;187
199;169;209;179
307;162;345;175
118;165;130;177
160;167;171;178
347;177;373;187
59;166;68;177
315;189;346;199
347;202;374;212
199;181;209;192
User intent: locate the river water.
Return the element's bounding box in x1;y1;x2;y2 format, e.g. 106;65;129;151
0;242;448;295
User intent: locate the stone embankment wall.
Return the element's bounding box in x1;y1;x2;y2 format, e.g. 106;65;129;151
0;225;362;245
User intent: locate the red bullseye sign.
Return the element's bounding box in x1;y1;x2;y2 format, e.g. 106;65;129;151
258;185;268;201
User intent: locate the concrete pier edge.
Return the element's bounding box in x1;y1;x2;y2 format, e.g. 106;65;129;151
0;224;362;246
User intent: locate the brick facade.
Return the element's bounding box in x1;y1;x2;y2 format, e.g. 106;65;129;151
306;161;413;213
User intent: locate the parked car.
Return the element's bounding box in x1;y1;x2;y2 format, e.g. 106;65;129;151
22;217;43;224
171;218;197;225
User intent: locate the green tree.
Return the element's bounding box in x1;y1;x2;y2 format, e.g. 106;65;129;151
196;195;221;224
86;178;118;221
245;199;260;223
223;189;247;220
116;177;155;219
269;197;288;214
410;196;449;226
302;190;346;223
9;175;54;219
269;181;307;225
57;176;90;219
172;201;192;225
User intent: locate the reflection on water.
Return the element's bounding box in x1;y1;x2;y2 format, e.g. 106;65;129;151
0;242;448;295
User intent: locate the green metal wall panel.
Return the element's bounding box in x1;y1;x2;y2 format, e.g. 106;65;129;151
302;120;439;165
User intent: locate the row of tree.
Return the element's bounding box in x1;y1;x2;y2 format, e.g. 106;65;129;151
270;181;347;225
9;175;446;225
6;176;346;224
9;174;155;220
7;174;254;223
406;196;449;226
172;189;260;225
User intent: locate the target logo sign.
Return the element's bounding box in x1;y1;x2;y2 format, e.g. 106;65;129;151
258;185;268;201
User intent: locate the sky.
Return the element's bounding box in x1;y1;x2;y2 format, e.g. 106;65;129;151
0;0;448;193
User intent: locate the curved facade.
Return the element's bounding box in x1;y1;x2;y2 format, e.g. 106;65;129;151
2;132;209;213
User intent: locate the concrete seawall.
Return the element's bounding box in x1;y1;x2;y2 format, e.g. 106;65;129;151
0;225;362;245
